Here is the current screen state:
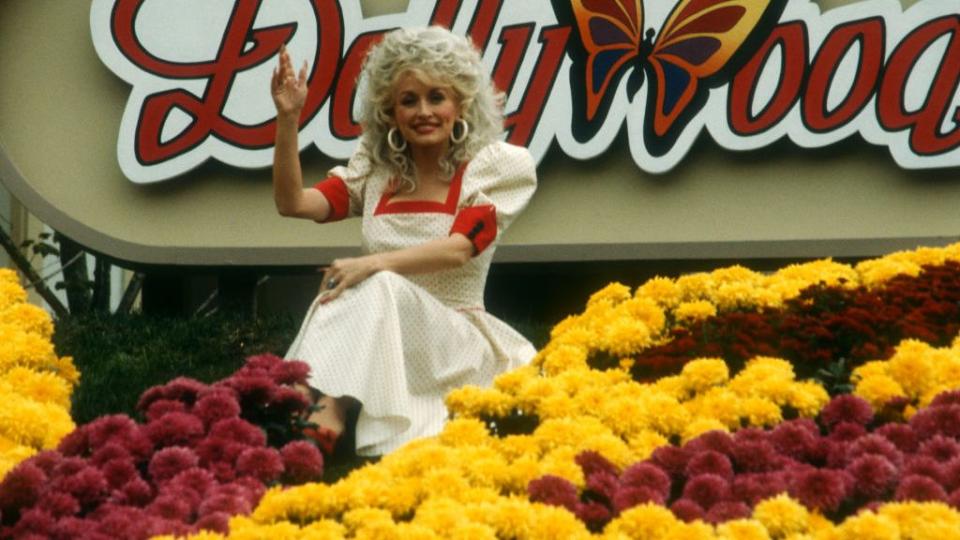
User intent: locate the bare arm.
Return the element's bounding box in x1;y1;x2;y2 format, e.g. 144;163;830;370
271;46;331;221
318;234;475;304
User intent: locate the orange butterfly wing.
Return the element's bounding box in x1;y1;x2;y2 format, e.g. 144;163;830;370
647;0;776;137
570;0;644;120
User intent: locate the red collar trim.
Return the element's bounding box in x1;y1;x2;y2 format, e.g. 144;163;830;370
374;163;466;216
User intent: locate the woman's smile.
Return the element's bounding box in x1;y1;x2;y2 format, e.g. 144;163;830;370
392;72;461;154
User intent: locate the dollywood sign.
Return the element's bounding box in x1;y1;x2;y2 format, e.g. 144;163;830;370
90;0;960;184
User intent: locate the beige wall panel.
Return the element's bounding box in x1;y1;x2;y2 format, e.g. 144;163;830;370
0;0;956;266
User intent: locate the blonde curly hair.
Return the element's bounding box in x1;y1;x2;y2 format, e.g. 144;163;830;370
357;26;504;193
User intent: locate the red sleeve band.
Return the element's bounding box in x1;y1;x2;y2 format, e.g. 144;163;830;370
450;204;497;255
313;176;349;222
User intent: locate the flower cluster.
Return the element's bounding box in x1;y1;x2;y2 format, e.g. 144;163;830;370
530;391;960;532
0;268;78;479
0;354;323;539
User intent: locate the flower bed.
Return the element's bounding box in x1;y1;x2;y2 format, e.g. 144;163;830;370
5;243;960;539
0;268;77;479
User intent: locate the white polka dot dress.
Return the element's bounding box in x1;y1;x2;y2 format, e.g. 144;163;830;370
285;141;538;456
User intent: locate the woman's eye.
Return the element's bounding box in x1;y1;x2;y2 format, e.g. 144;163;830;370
429;92;446;103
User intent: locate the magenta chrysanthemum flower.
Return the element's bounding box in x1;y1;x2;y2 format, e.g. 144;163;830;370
685;450;734;482
280;441;324;484
685;431;736;457
30;451;64;476
269;359;311;385
93;504;155;539
87;415;141;449
576;451;620;479
705;501;751;524
619;462;671;499
56;427;91;457
208;418;267;447
919;435;960;463
820;395;875;428
771;421;820;461
528;475;579;510
828;422;868;443
51;516;93;540
612;486;664;512
585;471;619;503
682;474;730;509
902;455;944;481
195;435;246;467
167;467;217;499
732;472;789;506
149;447;201;483
242;354;284;373
789;468;849;514
157;377;208;406
732;440;782;473
943;458;960;492
192;391;242;427
101;458;139;489
733;427;769;445
910;404;960;440
875;423;920;453
0;461;47;515
895;474;948;502
145;399;188;422
230;476;267;506
235;447;284;484
147;493;193;521
145;412;205;448
846;454;898;500
53;456;87;477
650;445;691;479
197;492;252;518
36;491;80;518
670;498;705;522
194;511;231;534
846;434;903;468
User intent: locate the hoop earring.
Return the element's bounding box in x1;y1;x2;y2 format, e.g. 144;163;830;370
450;118;469;145
387;127;407;152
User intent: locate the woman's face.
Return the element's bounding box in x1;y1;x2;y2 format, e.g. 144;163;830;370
390;71;461;155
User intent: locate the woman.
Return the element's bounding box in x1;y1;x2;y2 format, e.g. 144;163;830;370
270;26;537;457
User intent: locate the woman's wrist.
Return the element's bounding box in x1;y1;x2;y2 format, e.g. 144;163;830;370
275;111;301;126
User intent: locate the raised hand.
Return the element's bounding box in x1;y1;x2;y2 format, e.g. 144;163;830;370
271;45;308;119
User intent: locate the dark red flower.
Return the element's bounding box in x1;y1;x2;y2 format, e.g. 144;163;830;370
685;431;736;457
619;462;671;500
788;468;849;514
192;391;242;427
874;423;920;453
732;472;789;506
612;486;664;512
145;412;204;448
58;466;109;507
208;418;267;447
828;422;868;443
36;492;80;518
0;461;47;516
910;404;960;440
682;474;730;509
269;360;311;386
846;454;898;500
87;415;141;449
112;477;153;507
280;441;324;484
92;504;156;540
650;446;691;479
235;447;284;484
732;440;782;473
157;377;207;406
226;375;275;405
197;493;251;518
895;474;948;502
685;451;734;483
166;468;217;499
144;399;188;422
9;508;55;538
149;447;200;483
574;501;611;532
943;457;960;492
771;421;820;462
89;443;132;468
50;517;93;540
266;385;311;415
101;458;139;489
528;475;579;511
230;476;267;507
194;511;231;534
919;435;960;463
705;501;751;524
929;390;960;409
670;498;705;522
575;451;620;479
241;354;284;374
902;455;944;481
846;434;903;468
29;451;64;476
195;436;246;467
147;493;193;521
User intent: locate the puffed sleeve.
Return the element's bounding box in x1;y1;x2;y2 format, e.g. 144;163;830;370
449;141;537;255
312;148;371;222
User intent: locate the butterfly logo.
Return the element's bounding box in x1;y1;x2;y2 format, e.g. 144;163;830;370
554;0;786;156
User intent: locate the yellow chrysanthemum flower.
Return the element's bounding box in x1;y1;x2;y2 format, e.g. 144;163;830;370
753;495;810;537
680;358;729;393
674;299;718;324
715;519;773;540
603;503;679;539
854;375;907;410
635;276;682;309
831;510;899;540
